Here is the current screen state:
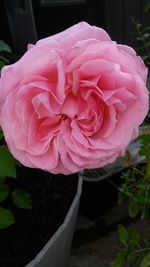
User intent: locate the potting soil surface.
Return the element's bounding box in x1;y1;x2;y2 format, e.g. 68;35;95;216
0;166;78;267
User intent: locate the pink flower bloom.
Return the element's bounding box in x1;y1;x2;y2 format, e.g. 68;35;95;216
0;22;149;174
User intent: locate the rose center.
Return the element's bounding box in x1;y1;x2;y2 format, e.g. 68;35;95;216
62;93;78;119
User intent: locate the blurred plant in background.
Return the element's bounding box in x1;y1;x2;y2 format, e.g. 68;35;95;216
132;18;150;70
131;1;150;70
0;40;12;70
131;2;150;71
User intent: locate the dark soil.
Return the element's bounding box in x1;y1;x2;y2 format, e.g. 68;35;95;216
0;166;78;267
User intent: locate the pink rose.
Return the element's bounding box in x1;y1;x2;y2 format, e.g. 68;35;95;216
0;22;149;174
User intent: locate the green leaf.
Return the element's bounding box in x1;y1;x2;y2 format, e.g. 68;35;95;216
129;202;139;218
0;56;9;64
140;147;150;161
140;251;150;267
144;239;150;247
111;251;126;267
12;189;32;209
141;207;149;220
0;177;6;184
0;207;14;229
118;224;129;245
139;134;150;160
0;184;9;203
144;2;150;13
0;60;5;70
0;130;3;141
146;163;150;177
0;40;11;53
128;226;140;244
118;192;125;205
0;146;17;178
139;134;150;145
143;27;150;32
127;252;139;265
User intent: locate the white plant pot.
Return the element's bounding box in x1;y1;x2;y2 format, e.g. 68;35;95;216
26;176;82;267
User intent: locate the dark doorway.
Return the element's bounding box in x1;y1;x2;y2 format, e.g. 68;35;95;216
0;0;106;54
32;0;106;39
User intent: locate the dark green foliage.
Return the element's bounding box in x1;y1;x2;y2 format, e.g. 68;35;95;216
118;166;150;220
0;129;32;229
132;18;150;69
112;225;150;267
0;40;11;70
112;125;150;266
12;189;32;209
0;208;14;229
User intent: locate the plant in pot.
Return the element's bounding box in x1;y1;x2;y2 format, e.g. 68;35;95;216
0;22;149;267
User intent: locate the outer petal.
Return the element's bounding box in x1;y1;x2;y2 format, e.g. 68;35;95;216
118;44;148;83
0;47;65;104
37;22;111;52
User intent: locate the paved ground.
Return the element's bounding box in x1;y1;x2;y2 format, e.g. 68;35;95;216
68;208;150;267
67;201;128;267
68;231;117;267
